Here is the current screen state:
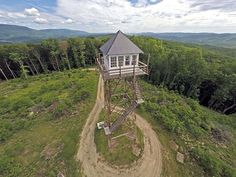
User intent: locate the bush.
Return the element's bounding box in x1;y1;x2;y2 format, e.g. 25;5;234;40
0;155;21;176
221;165;236;177
72;90;90;103
52;100;71;119
11;97;34;111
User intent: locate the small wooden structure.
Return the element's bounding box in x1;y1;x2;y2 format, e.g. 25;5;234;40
97;30;148;80
97;30;149;136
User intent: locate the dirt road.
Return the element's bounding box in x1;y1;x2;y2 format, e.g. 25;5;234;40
77;75;162;177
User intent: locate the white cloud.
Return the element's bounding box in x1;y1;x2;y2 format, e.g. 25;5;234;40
1;0;236;32
34;17;48;24
3;12;26;19
62;18;75;24
55;0;236;33
150;0;158;2
24;8;40;16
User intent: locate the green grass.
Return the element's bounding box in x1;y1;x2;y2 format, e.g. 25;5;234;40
94;109;144;166
1;69;235;177
137;80;236;177
0;69;99;177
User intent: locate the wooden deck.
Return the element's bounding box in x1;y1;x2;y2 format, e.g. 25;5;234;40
97;58;148;80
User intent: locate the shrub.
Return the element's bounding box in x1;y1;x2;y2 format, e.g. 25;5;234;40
0;155;21;176
11;97;34;111
52;101;70;119
221;165;236;177
73;90;90;103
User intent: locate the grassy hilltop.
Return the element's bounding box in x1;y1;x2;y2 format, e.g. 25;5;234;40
0;69;98;177
0;69;235;177
139;81;236;177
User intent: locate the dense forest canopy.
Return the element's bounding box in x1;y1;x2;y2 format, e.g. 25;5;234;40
0;36;235;115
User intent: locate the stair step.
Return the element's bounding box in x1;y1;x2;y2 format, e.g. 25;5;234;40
110;102;138;132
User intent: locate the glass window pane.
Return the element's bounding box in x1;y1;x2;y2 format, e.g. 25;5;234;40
132;55;137;65
118;56;124;67
125;56;130;66
111;57;117;68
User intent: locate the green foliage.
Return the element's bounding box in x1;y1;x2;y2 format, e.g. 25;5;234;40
84;38;97;65
131;36;236;114
140;80;236;177
0;69;98;177
1;35;235;114
191;147;236;177
67;38;85;68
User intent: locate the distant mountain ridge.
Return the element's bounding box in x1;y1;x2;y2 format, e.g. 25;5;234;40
139;32;236;48
1;24;236;48
0;24;90;43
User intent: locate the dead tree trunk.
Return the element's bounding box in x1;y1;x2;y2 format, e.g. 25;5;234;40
5;59;16;79
50;58;57;71
67;58;71;70
29;59;39;74
223;104;236;114
55;57;60;71
26;61;35;75
33;51;47;73
0;68;8;80
66;53;71;70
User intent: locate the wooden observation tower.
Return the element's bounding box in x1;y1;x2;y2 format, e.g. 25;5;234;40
97;30;149;136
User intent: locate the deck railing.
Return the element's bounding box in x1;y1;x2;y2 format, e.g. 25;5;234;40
96;58;148;80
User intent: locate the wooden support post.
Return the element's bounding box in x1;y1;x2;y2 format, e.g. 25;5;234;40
119;65;121;77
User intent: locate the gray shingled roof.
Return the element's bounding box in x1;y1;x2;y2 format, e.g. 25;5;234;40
100;30;144;55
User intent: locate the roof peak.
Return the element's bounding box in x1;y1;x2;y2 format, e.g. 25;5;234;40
100;30;143;55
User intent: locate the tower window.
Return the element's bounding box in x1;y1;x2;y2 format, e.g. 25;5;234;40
132;55;137;65
110;57;117;68
125;56;130;66
118;56;124;67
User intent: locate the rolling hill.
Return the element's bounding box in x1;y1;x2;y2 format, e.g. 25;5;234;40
1;24;236;49
140;32;236;48
0;24;90;43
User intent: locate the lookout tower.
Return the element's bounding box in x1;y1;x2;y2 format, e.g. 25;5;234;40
97;30;149;136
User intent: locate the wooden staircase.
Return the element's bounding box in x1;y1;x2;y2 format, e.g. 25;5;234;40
109;101;138;132
135;81;144;104
109;80;144;133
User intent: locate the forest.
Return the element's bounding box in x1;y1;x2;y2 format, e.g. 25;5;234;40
0;36;235;115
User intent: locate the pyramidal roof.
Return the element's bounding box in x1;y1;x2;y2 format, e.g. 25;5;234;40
100;30;143;55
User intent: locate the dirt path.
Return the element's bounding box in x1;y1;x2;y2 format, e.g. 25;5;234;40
77;75;162;177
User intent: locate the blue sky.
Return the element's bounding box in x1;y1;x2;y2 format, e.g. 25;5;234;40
0;0;236;33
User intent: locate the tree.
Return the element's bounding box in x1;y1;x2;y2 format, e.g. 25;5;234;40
59;41;71;70
41;39;61;71
0;45;16;79
31;46;48;73
9;45;29;79
84;38;97;65
67;38;85;68
0;68;8;80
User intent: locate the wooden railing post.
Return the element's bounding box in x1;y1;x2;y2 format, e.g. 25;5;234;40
133;63;135;75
